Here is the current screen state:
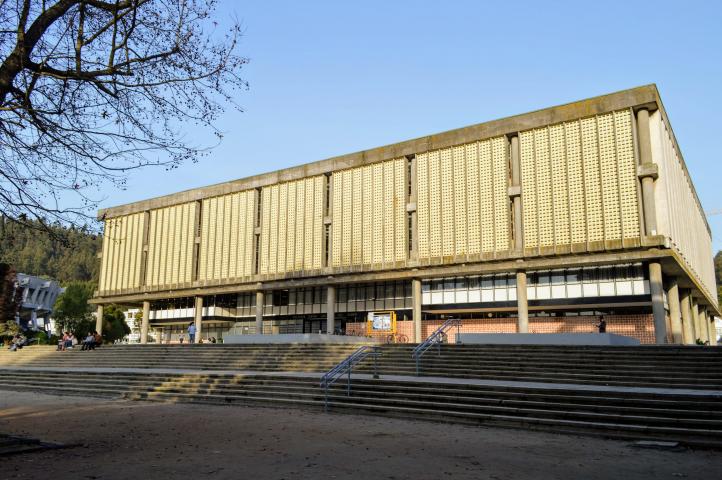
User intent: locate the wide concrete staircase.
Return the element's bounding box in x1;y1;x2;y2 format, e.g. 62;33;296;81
366;344;722;390
0;344;363;372
1;344;721;447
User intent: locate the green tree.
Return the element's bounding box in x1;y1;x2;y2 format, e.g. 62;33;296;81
102;305;131;344
0;263;21;342
0;217;101;284
53;281;95;337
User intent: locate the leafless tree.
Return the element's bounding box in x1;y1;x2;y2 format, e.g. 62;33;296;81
0;0;248;228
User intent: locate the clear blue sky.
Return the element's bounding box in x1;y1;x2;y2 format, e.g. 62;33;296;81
103;0;722;251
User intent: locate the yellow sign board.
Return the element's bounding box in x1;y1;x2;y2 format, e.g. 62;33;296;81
367;311;396;335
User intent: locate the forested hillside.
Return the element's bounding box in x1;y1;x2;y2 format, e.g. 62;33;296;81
0;217;101;284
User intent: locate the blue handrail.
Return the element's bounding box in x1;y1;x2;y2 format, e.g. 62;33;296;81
320;345;380;411
412;318;462;376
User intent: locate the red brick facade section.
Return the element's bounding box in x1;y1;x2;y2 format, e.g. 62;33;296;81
347;314;656;344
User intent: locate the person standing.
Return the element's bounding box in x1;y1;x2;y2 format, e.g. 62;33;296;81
595;316;607;333
187;322;196;344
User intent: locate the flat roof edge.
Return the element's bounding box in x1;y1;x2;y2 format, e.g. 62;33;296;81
100;85;661;219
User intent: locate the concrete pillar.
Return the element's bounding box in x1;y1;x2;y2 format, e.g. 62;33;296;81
666;279;683;344
194;296;203;343
509;135;523;252
95;305;104;335
648;262;667;344
516;271;529;333
140;301;150;344
636;108;658;236
699;308;710;344
255;291;264;334
679;290;694;345
691;299;701;344
326;285;336;334
412;279;422;343
709;315;718;346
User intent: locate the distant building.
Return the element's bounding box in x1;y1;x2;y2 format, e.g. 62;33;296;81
91;85;719;345
16;273;63;332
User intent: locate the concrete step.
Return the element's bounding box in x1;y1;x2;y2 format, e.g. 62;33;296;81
1;369;720;447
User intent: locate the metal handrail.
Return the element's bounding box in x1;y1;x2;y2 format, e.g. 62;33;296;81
320;345;380;412
412;318;462;376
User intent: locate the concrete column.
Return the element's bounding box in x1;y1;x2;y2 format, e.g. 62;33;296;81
326;285;336;334
255;291;264;334
648;262;667;344
709;314;718;346
412;279;422;343
140;300;150;344
509;135;523;252
194;296;203;343
95;305;104;334
516;271;529;333
691;299;701;344
666;279;683;344
699;308;710;344
636;108;658;236
679;290;694;345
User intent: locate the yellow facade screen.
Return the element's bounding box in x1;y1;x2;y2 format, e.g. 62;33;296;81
519;109;641;251
258;176;324;275
330;158;407;267
198;191;255;282
417;136;510;259
145;202;197;287
99;212;145;293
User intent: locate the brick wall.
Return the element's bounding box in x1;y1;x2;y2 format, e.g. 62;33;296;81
347;314;656;344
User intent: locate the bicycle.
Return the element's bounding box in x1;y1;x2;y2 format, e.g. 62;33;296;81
385;332;409;344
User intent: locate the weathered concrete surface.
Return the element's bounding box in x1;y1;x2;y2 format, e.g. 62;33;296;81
1;390;720;480
457;333;641;346
223;333;379;344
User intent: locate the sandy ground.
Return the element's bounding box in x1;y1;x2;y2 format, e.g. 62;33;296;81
0;391;720;480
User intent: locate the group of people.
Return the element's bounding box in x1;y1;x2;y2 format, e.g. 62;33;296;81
56;331;102;351
175;322;217;344
81;331;103;350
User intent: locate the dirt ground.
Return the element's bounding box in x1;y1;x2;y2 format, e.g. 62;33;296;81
0;390;720;480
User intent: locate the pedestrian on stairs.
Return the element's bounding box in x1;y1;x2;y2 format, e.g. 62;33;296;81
188;322;196;344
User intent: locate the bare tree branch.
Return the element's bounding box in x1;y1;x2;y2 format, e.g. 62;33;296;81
0;0;248;230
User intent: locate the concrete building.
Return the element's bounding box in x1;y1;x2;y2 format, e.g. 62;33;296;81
91;85;719;345
16;273;63;332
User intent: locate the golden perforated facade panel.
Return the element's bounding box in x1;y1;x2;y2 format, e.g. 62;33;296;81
146;202;196;288
99;212;145;293
260;176;325;275
198;190;256;282
330;159;407;268
417;137;510;259
520;109;641;253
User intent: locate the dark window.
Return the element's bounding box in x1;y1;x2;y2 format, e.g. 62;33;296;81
324;224;331;265
443;278;455;291
582;268;597;283
468;276;480;289
455;277;467;289
272;290;289;307
551;271;565;285
566;269;581;283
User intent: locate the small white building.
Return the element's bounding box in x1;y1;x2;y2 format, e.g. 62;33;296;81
16;273;63;332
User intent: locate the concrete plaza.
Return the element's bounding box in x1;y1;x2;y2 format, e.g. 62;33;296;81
1;390;720;480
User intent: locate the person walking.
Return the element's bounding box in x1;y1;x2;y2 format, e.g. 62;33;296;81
187;322;196;344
